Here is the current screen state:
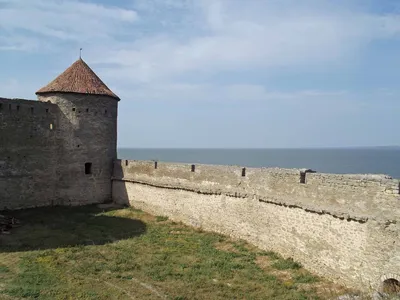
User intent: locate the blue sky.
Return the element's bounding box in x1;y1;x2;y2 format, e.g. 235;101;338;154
1;0;400;148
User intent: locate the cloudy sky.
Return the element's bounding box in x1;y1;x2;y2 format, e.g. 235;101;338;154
1;0;400;148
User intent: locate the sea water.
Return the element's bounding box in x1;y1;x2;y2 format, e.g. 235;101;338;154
118;148;400;179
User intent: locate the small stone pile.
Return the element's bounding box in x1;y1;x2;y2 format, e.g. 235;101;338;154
0;214;20;234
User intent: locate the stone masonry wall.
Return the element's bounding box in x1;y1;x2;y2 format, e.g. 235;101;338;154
112;159;400;291
0;93;118;210
37;93;118;206
0;98;60;210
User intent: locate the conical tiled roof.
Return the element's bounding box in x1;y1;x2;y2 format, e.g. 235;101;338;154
36;58;120;100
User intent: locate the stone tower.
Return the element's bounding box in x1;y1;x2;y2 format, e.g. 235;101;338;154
36;58;120;205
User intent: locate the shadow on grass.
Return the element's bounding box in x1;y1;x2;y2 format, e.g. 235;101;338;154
0;205;146;253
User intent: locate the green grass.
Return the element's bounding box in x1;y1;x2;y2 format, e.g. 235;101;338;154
0;265;10;273
0;205;352;299
272;257;302;270
155;216;169;222
294;273;319;284
262;251;281;260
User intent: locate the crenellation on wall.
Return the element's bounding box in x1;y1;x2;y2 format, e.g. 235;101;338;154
113;159;399;223
0;97;57;115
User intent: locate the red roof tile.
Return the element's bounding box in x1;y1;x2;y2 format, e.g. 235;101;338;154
36;58;120;100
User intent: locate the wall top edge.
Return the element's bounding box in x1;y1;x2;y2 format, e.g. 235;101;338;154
0;97;57;106
115;159;398;182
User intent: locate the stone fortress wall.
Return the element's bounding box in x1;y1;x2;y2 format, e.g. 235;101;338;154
36;93;118;207
112;159;400;291
0;94;118;210
0;98;60;209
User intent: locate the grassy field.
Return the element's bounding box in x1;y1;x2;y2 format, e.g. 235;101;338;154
0;205;355;299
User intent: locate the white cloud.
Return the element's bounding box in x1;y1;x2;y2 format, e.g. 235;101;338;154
85;0;400;85
116;82;349;105
2;0;400;148
0;0;138;50
3;0;400;104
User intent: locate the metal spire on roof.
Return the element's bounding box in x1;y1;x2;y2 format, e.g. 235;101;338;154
80;48;83;59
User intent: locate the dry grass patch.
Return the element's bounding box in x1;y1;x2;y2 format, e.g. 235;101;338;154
214;241;241;253
255;256;292;282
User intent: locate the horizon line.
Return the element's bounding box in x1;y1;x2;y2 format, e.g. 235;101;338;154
118;145;400;150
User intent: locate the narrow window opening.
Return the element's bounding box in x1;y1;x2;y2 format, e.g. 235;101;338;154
154;161;158;169
72;107;76;112
30;107;34;114
86;108;89;113
8;104;11;110
16;105;20;111
125;160;128;166
85;163;92;175
46;108;49;113
0;103;2;110
242;167;246;177
300;172;306;184
77;145;80;148
104;109;108;115
191;164;195;172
